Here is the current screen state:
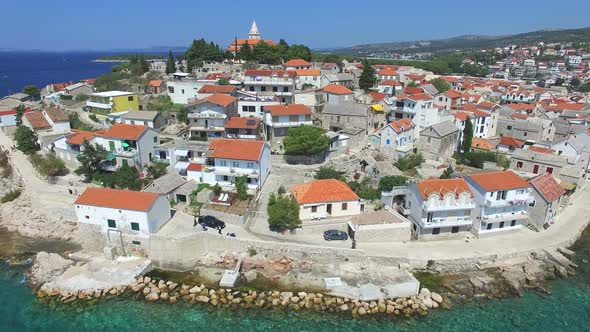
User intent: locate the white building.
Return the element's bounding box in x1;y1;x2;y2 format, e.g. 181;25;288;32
166;73;208;104
74;187;171;254
243;70;296;103
466;171;533;237
389;93;452;131
237;91;280;119
370;118;415;160
93;124;160;171
284;59;312;70
0;108;32;127
295;69;322;89
406;178;476;239
291;179;365;220
186;94;238;139
263;104;313;139
321;84;354;105
198;138;271;190
42;107;71;133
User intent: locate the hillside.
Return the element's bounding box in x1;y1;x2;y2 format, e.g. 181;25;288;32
329;27;590;55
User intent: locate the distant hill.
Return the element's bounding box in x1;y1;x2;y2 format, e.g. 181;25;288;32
328;27;590;55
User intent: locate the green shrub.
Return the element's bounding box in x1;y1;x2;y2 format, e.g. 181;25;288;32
1;189;21;203
378;175;408;192
29;153;68;178
394;154;424;172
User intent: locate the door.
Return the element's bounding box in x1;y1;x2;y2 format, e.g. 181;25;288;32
109;141;115;151
326;204;332;215
533;164;539;174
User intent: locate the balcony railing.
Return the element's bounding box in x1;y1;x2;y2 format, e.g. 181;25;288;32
212;167;260;178
271;121;313;128
482;210;528;223
189;126;224;132
226;134;257;139
114;148;138;157
420;217;473;228
423;201;476;212
484;197;530;207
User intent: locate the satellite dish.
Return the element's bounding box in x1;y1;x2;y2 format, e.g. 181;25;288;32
182;133;189;139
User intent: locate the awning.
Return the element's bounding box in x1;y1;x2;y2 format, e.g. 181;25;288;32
174;149;189;157
174;161;190;170
121;142;130;148
371;104;384;112
106;152;116;161
560;181;576;190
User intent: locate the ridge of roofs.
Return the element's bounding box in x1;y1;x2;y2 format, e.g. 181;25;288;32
44;107;68;122
379;80;402;86
263;104;312;116
322;84;353;95
528;146;554;154
291;179;359;204
390;118;414;133
472;137;495;150
74;187;160;212
195;94;237;107
186;163;203;172
529;172;565;203
284;59;312;66
208;138;265;161
100;124;147;140
66;129;102;145
499;136;525;147
294;69;321;76
417;178;473;200
468;170;530;191
225;117;260;129
148;80;163;87
0;108;33;117
369;91;386;102
24;111;51;129
197;85;236;94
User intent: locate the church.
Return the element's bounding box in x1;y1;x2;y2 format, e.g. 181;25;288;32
227;21;276;53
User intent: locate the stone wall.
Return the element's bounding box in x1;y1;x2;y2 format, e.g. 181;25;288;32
200;207;246;226
77;223;106;253
77;223;149;257
282;153;326;165
355;223;411;242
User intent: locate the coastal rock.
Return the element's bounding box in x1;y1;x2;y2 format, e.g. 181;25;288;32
340;304;349;311
196;295;210;303
386;304;395;314
431;292;443;303
423;298;434;308
145;292;159;302
189;286;201;294
169;296;178;304
160;292;169;301
30;252;74;285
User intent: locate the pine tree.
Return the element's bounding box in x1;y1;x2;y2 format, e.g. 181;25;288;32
359;60;377;91
461;117;473;154
166;50;176;74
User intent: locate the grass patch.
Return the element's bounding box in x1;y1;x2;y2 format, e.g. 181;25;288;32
1;189;21;203
69;113;94;131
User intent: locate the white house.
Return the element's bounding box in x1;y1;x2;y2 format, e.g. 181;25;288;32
237;91;280;119
389;93;452;131
528;172;566;230
284;59;312;70
243;70;296;103
291;179;364;220
199;138;271;191
42;107;71;133
466;171;533;237
321;84;354;105
166;73;208;104
74;187;171;255
406;178;476;239
94;124;160;171
263;104;313;139
186;94;238;139
295;69;322;89
377;80;402;96
370;118;416;160
0;108;32;127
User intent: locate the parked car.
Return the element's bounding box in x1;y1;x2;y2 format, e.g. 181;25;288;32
323;230;348;241
198;215;226;229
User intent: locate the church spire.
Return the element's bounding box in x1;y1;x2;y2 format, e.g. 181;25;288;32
249;20;261;40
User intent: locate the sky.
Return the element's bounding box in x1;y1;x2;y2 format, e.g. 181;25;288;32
2;0;590;51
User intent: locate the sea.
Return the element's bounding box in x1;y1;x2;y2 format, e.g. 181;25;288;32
1;51;590;331
0;51;126;98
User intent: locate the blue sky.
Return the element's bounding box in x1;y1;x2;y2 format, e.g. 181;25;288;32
2;0;590;51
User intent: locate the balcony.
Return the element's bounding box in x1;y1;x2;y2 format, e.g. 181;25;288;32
114;148;138;158
271;120;313;128
213;167;260;178
245;80;294;86
86;101;111;110
484;196;530;207
420;216;473;228
422;201;476;212
189;125;224;132
226;134;257;140
482;210;528;223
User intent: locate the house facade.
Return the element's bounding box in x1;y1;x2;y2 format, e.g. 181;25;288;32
371;118;416;160
186;94;238;139
94;124;159;171
291;179;364;220
406;178;476;239
243;70;296;103
419;120;459;162
86;91;139;114
389;93;452;131
263;104;313;139
466;171;533;237
528;172;566;230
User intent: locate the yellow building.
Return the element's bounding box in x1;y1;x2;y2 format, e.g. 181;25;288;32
86;91;139;115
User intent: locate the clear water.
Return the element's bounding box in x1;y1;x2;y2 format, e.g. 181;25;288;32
1;228;590;331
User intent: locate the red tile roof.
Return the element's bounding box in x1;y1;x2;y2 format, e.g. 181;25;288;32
197;85;236;94
404;93;432;101
44;107;68;122
390;118;414;133
529;172;565;203
499;136;525;148
404;87;424;95
187;163;203;172
227;39;276;51
369;92;386;102
66;129;102;145
291;179;359;204
0;108;33;117
469;171;530;191
405;74;425;81
444;90;462;99
195;94;237;107
24;111;51;129
244;69;296;78
100;124;147;140
148;80;163;87
208;138;265;161
322;84;353;95
472;137;495;151
528;146;554;154
284;59;312;67
294;69;321;76
379;80;402;86
417;178;473;200
264;104;312;116
204;73;231;80
75;187;160;212
510;113;533;120
453;112;471;121
378;68;398;76
225;117;260;129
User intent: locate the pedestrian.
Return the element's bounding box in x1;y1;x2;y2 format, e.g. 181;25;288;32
352;239;357;249
218;227;222;235
193;216;197;227
68;188;73;195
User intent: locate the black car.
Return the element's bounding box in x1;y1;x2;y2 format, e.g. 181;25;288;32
323;230;348;241
198;215;226;229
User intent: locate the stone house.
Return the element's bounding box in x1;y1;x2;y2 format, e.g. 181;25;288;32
370;118;416;160
291;179;365;220
528;172;566;230
320;103;370;133
418;120;459;162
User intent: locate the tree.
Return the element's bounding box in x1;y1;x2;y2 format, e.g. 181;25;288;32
234;175;248;201
430;78;451;93
75;141;108;182
347;176;380;200
378;175;408;192
578;83;590;92
315;165;345;181
14;105;25;126
238;41;253;62
283;125;329;156
113;164;143;190
267;193;301;231
22;85;40;99
461;118;473;154
394;153;424;172
406;81;418;88
554;78;565;86
359;60;377;91
146;161;168;180
440;165;454;179
286;44;312;61
570;77;581;89
218;78;230;85
166;50;176;74
14;125;38;154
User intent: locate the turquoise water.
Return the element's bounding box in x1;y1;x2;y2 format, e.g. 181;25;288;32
1;232;590;331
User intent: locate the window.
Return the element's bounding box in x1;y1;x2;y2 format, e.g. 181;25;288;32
272;86;278;92
547;167;553;174
451;226;459;234
181;89;185;94
249;86;255;92
283;87;289;92
167;87;174;93
220;160;227;167
223;175;229;181
107;219;116;228
529;200;536;207
231;161;239;168
342;203;348;211
153;136;158;143
507;125;512;130
386;139;391;145
432;228;440;235
311;206;317;213
427;212;433;223
516;161;523;169
85;215;89;219
261;86;267;92
511;220;516;227
523;132;528;137
499;221;505;228
487;223;493;230
132;241;141;245
128;96;134;101
131;222;140;231
533;165;539;174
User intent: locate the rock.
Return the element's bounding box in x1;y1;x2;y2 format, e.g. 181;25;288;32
272;299;280;306
432;301;439;309
431;292;443;303
340;304;349;311
411;303;419;309
378;302;386;313
144;277;151;283
196;295;210;303
386;304;395;314
244;270;258;283
169;296;177;304
142;287;151;296
419;288;431;297
423;298;433;308
297;292;307;298
145;292;159;302
290;296;300;303
313;297;322;304
189;286;201;294
160;292;169;301
358;307;367;316
280;292;293;299
109;288;118;295
37;290;47;298
168;282;178;291
30;252;74;285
